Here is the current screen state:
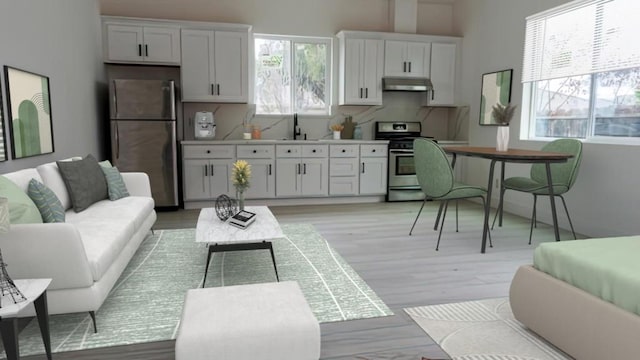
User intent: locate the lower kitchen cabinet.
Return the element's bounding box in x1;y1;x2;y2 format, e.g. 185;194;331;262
359;144;388;195
237;145;276;199
276;158;328;197
183;159;232;200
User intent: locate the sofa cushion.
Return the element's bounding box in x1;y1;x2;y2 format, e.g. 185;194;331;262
101;166;130;201
36;162;72;210
27;179;65;223
0;175;43;224
57;154;108;212
65;196;154;280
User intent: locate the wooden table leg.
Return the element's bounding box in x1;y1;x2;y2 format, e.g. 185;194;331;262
545;162;561;241
34;291;52;360
0;318;19;360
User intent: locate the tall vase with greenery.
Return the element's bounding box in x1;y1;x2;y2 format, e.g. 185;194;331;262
492;103;517;151
231;160;251;211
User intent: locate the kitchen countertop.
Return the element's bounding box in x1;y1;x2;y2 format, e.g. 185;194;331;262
181;139;390;145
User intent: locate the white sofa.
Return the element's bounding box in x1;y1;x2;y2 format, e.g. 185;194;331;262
0;160;156;330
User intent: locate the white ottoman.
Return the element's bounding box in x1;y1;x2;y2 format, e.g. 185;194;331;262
175;281;320;360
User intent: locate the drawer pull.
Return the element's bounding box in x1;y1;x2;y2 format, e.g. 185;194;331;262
372;149;376;153
312;149;316;153
206;150;211;154
287;149;291;153
253;150;257;153
342;149;346;153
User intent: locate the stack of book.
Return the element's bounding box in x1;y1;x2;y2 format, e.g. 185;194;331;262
228;210;256;229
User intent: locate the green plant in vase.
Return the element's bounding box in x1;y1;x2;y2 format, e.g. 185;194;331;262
231;159;251;210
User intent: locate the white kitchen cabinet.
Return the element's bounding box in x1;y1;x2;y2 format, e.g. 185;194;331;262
181;28;248;103
329;144;360;195
276;145;328;197
338;35;384;105
428;42;457;106
237;145;275;199
104;22;180;64
384;40;431;78
182;144;235;200
359;144;388;195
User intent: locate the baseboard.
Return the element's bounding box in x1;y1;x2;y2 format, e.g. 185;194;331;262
183;195;386;209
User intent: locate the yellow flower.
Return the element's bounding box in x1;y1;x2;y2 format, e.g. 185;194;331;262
231;159;251;192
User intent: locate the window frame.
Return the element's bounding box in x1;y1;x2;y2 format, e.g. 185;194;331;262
253;33;332;117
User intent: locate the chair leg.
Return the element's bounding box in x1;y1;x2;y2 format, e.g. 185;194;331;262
528;195;537;245
435;201;449;251
455;200;459;232
434;202;444;230
491;186;506;230
89;311;97;333
409;199;428;235
559;195;577;239
481;197;493;248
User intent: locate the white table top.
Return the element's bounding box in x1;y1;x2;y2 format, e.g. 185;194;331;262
196;206;284;245
0;278;51;318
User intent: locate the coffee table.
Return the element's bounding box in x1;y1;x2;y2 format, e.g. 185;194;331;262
196;206;284;287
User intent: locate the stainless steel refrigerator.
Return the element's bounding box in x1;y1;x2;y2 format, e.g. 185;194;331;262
109;79;178;208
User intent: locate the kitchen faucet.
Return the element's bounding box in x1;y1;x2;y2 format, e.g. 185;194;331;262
293;113;301;140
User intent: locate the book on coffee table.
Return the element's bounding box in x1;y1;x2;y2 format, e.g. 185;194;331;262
228;210;257;229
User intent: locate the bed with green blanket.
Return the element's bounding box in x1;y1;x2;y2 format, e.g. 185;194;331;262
509;236;640;360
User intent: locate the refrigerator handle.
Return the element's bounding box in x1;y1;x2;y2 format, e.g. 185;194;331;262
112;81;118;118
114;121;119;160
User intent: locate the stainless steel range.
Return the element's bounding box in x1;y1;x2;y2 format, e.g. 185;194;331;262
375;122;433;202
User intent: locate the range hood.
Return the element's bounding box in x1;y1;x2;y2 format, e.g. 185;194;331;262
383;77;433;92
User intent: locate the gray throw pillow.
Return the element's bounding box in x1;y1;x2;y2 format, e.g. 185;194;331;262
57;154;108;212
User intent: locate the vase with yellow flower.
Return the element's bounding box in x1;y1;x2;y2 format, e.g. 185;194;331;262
231;159;251;210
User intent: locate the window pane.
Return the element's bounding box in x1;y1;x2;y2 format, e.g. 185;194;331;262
255;38;291;114
532;75;591;138
294;42;327;114
594;67;640;137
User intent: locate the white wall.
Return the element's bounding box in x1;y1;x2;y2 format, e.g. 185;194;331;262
100;0;458;142
0;0;105;172
453;0;640;237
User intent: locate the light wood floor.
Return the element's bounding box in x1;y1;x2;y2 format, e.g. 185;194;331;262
23;200;578;360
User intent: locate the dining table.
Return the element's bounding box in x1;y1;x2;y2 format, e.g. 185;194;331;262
443;146;574;253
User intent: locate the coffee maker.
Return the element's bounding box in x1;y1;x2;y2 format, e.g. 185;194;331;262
194;111;215;139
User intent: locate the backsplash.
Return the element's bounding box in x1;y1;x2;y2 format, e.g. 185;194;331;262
183;92;467;141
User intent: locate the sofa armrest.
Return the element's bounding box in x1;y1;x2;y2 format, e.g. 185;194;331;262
121;172;152;197
0;223;94;290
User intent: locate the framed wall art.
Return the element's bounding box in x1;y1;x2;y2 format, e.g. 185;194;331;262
0;75;7;162
3;66;54;159
479;69;513;125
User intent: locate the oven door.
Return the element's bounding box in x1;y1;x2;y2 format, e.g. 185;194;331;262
388;150;420;188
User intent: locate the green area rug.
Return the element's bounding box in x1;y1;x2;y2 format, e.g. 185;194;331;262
10;224;391;357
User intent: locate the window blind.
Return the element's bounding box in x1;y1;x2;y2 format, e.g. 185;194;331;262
522;0;640;83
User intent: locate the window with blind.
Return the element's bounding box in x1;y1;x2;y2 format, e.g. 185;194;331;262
522;0;640;141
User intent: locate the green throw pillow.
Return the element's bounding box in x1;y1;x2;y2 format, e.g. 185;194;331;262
27;179;65;223
99;160;113;168
0;176;43;224
101;166;130;200
57;154;108;212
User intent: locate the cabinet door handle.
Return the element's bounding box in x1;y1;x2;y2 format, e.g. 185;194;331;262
297;163;301;174
210;164;214;176
217;84;220;95
138;44;142;57
268;164;272;175
303;163;307;175
431;89;435;100
359;88;363;98
362;162;365;174
365;88;368;98
403;61;407;72
408;61;412;73
204;164;208;177
145;44;149;57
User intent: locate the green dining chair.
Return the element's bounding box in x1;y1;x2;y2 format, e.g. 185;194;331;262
492;138;583;244
409;139;491;250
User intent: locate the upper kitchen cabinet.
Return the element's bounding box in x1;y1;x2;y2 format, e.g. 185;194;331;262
384;40;431;78
337;32;384;106
103;17;181;65
181;27;250;103
428;42;457;106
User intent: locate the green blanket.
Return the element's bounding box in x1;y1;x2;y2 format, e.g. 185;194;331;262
534;236;640;316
